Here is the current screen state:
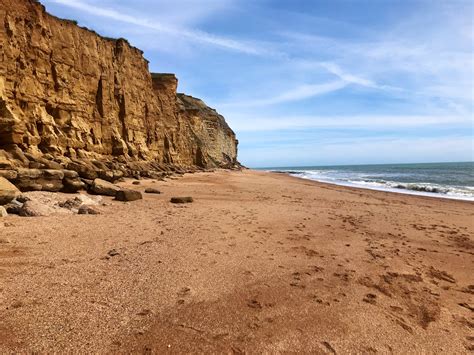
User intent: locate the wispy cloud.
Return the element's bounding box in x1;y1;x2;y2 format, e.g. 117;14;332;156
220;81;347;108
48;0;269;55
228;114;471;132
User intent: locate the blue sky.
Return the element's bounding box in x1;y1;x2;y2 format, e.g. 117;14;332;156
42;0;473;167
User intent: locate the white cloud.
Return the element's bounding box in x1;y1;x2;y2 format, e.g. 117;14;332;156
219;81;347;108
228;114;472;132
48;0;269;55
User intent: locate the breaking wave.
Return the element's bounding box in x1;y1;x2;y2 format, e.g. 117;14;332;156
272;168;474;201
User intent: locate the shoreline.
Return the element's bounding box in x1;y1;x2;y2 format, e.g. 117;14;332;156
1;169;473;353
265;169;474;202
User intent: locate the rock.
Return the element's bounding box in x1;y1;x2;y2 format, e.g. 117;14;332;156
132;181;140;185
78;205;100;215
29;161;43;169
58;198;83;210
90;179;120;196
13;169;64;192
115;189;143;202
0;206;7;217
67;162;98;180
19;200;54;217
63;177;86;193
0;177;20;205
0;170;17;180
0;0;240;178
62;170;79;179
107;249;120;257
98;170;115;182
16;195;30;203
170;197;193;204
44;160;63;170
75;194;102;206
4;200;23;215
145;188;161;194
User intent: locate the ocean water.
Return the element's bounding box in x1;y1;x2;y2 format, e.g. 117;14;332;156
263;162;474;201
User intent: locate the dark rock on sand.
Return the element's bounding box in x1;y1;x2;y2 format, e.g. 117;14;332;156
115;189;143;202
170;197;193;204
4;200;23;215
78;205;100;215
63;177;86;193
145;188;161;194
16;195;30;203
107;249;120;257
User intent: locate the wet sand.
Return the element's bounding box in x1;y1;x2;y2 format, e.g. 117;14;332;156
0;170;473;353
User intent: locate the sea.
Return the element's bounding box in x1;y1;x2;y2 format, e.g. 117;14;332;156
261;162;474;201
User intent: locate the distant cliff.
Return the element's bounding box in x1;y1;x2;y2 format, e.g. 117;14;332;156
0;0;239;186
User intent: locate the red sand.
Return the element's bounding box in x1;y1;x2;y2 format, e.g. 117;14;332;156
0;170;473;353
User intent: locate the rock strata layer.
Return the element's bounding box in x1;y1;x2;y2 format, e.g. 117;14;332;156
0;0;240;196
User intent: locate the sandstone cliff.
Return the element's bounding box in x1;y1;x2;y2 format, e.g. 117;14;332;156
0;0;239;192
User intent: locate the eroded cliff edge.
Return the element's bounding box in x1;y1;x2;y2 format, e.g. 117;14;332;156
0;0;239;192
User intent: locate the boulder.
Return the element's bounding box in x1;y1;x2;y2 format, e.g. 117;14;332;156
0;176;20;205
78;205;100;215
0;206;7;217
13;169;64;192
63;178;86;193
145;188;161;194
16;195;30;203
90;179;120;196
4;200;23;215
115;189;143;202
19;200;55;217
170;197;193;204
67;162;98;180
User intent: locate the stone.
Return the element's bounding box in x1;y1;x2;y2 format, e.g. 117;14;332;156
0;177;20;205
13;169;64;192
98;170;115;182
170;197;193;204
19;200;54;217
62;170;79;179
115;189;143;202
78;205;100;215
5;200;22;215
0;170;18;180
63;178;86;193
58;198;83;210
107;249;120;257
0;206;7;217
0;0;240;185
90;179;120;196
16;195;30;203
67;162;98;180
145;188;161;194
132;181;140;185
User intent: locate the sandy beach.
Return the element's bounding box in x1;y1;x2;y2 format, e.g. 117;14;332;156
0;170;473;353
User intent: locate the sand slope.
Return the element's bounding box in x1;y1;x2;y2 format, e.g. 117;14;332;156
0;170;473;353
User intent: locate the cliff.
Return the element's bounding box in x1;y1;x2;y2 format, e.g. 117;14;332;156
0;0;239;192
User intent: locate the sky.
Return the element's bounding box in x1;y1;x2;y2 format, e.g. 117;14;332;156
42;0;473;168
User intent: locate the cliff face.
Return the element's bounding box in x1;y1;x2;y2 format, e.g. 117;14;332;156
0;0;239;185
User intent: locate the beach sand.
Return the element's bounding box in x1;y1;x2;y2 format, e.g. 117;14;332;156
0;170;473;353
